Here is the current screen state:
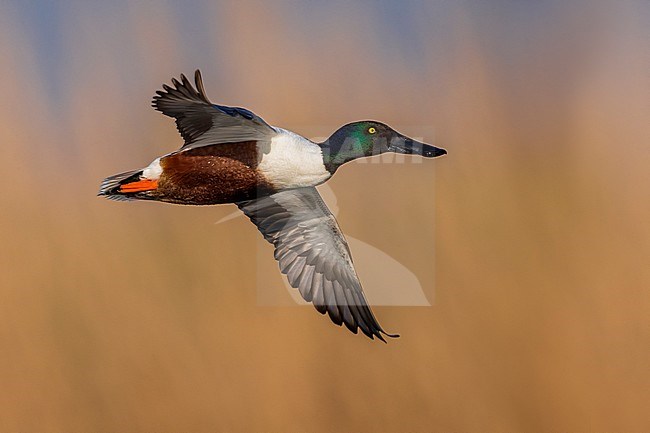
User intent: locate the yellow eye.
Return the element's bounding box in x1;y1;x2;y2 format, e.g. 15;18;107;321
368;127;376;134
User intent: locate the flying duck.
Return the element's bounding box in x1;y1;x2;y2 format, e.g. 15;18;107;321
99;70;447;342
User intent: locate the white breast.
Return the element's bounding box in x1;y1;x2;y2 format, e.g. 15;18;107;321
257;128;330;189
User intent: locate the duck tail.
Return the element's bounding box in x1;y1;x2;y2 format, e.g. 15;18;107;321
98;169;157;201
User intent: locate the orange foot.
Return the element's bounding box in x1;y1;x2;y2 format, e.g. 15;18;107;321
119;179;159;193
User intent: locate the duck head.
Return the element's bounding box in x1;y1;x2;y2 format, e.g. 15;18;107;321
320;121;447;173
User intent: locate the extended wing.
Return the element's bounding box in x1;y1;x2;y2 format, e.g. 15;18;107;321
237;187;398;342
152;70;276;150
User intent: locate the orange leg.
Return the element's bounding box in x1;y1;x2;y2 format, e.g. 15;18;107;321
119;179;159;193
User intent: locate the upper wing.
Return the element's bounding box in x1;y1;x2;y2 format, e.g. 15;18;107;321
237;187;398;342
152;70;276;149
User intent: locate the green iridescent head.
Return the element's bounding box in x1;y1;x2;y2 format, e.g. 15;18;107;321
320;121;446;173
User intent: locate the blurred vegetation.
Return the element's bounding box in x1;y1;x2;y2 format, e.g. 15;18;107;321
0;1;648;432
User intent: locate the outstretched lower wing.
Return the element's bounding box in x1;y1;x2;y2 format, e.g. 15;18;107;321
237;187;398;342
152;70;276;149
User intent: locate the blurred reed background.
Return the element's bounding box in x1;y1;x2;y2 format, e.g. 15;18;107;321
1;1;648;432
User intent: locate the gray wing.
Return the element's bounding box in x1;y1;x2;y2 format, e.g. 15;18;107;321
237;187;398;342
152;70;276;149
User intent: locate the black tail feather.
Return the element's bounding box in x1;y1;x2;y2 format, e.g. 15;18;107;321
98;169;142;200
